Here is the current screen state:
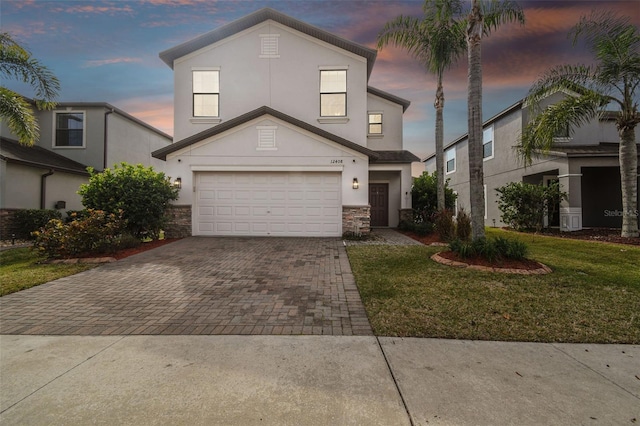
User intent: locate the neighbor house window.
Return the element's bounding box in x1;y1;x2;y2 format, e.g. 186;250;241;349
55;112;85;147
554;124;570;139
445;146;456;174
368;113;382;134
483;126;494;160
193;70;219;117
320;70;346;117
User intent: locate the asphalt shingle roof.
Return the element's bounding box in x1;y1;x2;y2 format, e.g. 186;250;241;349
0;137;90;175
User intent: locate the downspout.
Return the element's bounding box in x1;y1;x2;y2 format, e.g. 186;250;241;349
103;108;114;169
40;169;54;209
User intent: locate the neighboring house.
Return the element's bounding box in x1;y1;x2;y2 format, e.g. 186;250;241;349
152;8;419;237
424;89;640;231
0;101;172;236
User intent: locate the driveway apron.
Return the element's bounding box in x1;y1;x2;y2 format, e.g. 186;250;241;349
0;237;372;336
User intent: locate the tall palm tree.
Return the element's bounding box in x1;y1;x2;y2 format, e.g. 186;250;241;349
377;0;467;212
467;0;525;240
519;11;639;238
0;32;59;146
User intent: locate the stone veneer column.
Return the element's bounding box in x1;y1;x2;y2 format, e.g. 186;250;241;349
164;205;192;238
399;208;413;224
342;205;371;235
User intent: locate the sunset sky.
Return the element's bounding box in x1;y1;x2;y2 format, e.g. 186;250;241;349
2;0;639;159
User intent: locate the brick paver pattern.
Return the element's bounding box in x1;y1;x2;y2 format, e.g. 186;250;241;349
0;237;372;336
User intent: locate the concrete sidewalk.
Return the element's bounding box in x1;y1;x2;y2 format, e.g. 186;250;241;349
1;335;638;425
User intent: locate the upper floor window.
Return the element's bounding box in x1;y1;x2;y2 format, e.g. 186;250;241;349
483;126;494;160
193;70;219;117
445;146;456;174
320;70;346;117
553;123;570;140
55;112;84;147
368;113;382;135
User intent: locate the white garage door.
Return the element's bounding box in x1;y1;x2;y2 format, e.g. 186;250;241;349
196;172;342;236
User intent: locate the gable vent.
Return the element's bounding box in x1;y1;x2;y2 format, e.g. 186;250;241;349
259;34;280;58
257;125;277;150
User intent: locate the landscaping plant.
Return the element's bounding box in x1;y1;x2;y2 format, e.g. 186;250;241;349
496;181;566;232
78;162;179;239
411;171;456;223
13;209;62;239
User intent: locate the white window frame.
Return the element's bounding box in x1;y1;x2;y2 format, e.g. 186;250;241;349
445;146;456;174
192;67;220;118
483;125;494;161
53;110;86;149
319;67;348;121
367;112;383;136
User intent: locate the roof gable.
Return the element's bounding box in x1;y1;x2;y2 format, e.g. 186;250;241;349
159;8;377;78
152;106;379;161
367;86;411;112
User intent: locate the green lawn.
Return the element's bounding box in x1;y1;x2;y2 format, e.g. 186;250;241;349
0;248;96;296
347;228;640;343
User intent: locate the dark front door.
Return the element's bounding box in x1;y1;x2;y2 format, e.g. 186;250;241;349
369;183;389;227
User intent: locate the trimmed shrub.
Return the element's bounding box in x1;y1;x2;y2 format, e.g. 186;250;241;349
32;209;130;258
78;163;179;239
412;172;456;223
496;181;566;232
398;220;435;236
13;209;62;239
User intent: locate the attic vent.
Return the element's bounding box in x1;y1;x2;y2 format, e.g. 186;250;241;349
257;126;277;150
259;34;280;58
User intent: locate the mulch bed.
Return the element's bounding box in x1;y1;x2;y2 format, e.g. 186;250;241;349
110;238;181;260
534;228;640;246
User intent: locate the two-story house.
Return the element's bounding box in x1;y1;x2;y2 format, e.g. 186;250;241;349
424;89;640;231
152;8;419;237
0;102;171;237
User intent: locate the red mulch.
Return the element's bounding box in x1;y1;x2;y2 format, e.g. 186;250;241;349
533;228;640;246
111;238;181;260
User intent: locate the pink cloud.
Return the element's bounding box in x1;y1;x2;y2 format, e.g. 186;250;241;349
83;57;143;68
118;97;175;137
64;4;134;14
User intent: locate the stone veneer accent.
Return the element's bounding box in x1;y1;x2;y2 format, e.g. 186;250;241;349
0;209;21;240
399;208;413;224
342;205;370;235
164;205;192;238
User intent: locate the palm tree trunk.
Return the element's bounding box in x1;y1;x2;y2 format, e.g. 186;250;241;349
619;126;639;237
467;0;485;240
435;75;445;212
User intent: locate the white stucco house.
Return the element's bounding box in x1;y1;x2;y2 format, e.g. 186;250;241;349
424;89;640;231
0;101;172;238
152;8;419;237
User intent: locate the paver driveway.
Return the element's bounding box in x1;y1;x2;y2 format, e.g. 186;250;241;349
0;238;372;336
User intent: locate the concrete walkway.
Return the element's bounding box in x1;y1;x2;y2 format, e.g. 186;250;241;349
1;335;638;425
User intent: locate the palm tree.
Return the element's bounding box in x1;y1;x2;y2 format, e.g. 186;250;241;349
467;0;525;240
377;0;467;212
519;11;639;238
0;32;59;146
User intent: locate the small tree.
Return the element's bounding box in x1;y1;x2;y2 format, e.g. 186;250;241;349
412;171;457;222
495;181;566;232
78;163;179;239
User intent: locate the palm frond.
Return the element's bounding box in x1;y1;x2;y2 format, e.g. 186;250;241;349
482;0;525;34
0;87;39;146
0;32;60;104
518;91;604;165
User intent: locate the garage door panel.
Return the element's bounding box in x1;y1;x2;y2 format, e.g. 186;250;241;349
196;172;341;236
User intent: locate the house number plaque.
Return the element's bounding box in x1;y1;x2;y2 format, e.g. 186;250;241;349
330;159;343;164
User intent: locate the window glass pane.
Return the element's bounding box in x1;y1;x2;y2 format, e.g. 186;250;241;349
321;93;346;116
483;126;493;144
55;113;84;146
193;70;219;93
320;70;346;92
368;113;382;124
369;124;382;134
446;148;455;162
194;94;219;117
446;159;455;173
483;140;493;158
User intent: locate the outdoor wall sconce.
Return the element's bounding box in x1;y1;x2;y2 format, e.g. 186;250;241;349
173;177;182;189
352;178;359;189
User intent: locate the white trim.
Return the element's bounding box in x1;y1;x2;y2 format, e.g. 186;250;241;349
52;110;86;149
318;65;350;70
483;184;487;220
190;118;222;124
191;66;221;71
482;125;494;161
317;117;349;124
560;207;582;232
190;165;344;172
557;173;583;178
